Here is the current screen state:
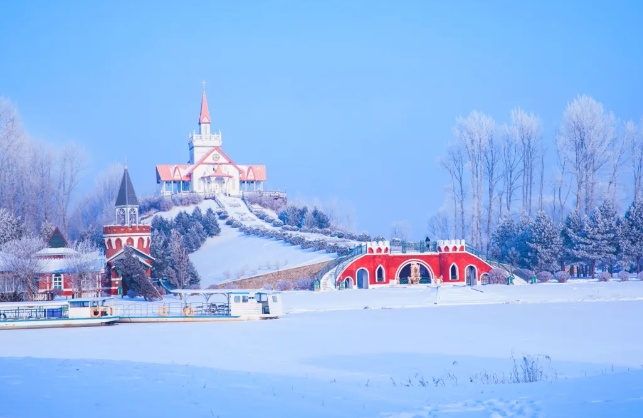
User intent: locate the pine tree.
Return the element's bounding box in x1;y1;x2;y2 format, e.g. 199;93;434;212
490;214;516;262
114;246;161;301
203;208;220;237
312;207;330;229
168;230;191;289
623;199;643;273
582;204;617;277
561;210;586;275
527;211;562;272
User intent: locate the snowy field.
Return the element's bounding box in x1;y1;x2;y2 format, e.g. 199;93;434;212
2;282;643;417
142;200;335;287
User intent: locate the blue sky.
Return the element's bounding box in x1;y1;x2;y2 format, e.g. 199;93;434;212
1;0;642;238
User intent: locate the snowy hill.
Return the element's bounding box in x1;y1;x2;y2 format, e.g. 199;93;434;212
143;200;336;287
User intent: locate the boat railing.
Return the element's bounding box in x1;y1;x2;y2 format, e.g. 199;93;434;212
113;301;232;318
0;305;69;321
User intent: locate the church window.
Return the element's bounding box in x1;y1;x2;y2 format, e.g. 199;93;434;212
450;264;458;280
376;266;385;282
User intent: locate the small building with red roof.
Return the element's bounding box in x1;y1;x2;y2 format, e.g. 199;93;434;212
156;84;267;196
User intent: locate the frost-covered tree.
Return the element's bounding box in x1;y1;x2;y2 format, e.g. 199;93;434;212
0;236;45;299
509;108;541;216
390;220;411;241
39;219;55;242
203;208;221;237
490;214;516;262
0;208;25;246
623;199;643;273
560;210;586;274
580;203;618;277
626;119;643;201
114;246;161;301
527;211;562;272
557;95;617;215
64;240;100;298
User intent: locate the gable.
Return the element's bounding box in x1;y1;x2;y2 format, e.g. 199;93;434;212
47;228;68;248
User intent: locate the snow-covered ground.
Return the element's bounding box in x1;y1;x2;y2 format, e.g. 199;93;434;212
2;282;643;417
142;200;336;287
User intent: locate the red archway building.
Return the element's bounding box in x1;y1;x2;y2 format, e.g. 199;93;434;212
335;240;492;288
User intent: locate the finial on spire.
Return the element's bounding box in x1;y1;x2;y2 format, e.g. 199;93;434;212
202;80;206;91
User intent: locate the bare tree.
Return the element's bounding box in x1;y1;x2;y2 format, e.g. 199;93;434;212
427;209;451;239
500;126;522;214
454;111;494;248
0;236;45;299
509;108;541;216
483;128;502;253
64;240;100;298
57;142;86;237
557;95;616;215
440;145;467;239
626;119;643;201
390;220;411;241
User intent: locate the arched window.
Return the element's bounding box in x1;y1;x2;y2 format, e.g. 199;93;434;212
115;238;122;251
450;264;458;281
376;266;385;282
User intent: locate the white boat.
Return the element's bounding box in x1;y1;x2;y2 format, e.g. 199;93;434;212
114;289;283;323
0;297;118;330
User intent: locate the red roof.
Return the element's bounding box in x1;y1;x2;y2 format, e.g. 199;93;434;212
239;165;267;181
156;164;191;182
199;89;210;124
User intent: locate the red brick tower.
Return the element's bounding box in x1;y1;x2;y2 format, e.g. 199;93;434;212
103;167;153;295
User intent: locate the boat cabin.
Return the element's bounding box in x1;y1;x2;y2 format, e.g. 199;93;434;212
0;297;117;329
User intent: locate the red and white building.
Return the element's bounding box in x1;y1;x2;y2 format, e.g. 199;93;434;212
332;240;493;289
155;85;267;196
103;168;154;296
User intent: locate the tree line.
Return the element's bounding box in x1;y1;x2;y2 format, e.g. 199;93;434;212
431;95;643;266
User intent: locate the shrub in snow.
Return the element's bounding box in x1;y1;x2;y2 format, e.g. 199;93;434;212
218;211;229;220
225;218;234;225
357;233;371;242
207;284;219;289
536;271;553;283
282;225;298;232
272;219;284;227
598;272;611;282
618;271;630;281
373;235;385;242
555;271;570;283
262;283;274;290
333;231;345;239
294;277;314;290
638;272;643;281
170;193;203;207
320;228;332;236
487;268;508;285
127;289;138;299
231;220;242;228
275;280;293;291
224;283;239;290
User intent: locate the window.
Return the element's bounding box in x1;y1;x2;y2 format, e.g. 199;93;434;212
272;295;278;303
69;301;89;308
242;296;249;303
53;274;63;289
450;264;458;280
234;296;241;303
376;266;385;282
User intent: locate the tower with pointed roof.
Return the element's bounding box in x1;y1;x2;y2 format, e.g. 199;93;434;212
188;84;222;165
103;168;154;295
156;82;268;197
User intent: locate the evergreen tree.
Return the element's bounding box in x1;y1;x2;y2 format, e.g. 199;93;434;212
623;199;643;273
561;210;586;274
151;216;172;236
191;206;204;224
490;214;516;262
167;229;194;289
527;211;562;272
115;246;161;301
150;229;170;279
582;204;617;277
312;207;330;229
514;214;533;268
203;208;221;237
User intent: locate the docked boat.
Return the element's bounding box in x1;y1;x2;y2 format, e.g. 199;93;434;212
114;289;283;323
0;297;118;330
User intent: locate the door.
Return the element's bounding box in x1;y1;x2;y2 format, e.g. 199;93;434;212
466;266;477;286
357;269;369;289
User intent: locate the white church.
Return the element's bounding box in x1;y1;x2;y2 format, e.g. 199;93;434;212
156;85;267;196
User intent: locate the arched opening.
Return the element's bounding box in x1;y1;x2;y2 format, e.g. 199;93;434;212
126;237;134;247
376;266;385;282
345;277;354;289
480;273;490;285
137;237;145;250
398;262;432;284
115;238;122;251
450;264;458;281
357;268;369;289
466;265;477;286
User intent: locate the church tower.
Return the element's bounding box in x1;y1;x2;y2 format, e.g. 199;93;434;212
102;167;153;295
188;82;222;164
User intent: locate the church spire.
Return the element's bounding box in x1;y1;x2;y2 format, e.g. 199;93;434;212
199;81;211;125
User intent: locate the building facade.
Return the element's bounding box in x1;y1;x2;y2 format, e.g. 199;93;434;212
334;240;493;289
103;168;154;296
156;86;267;197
